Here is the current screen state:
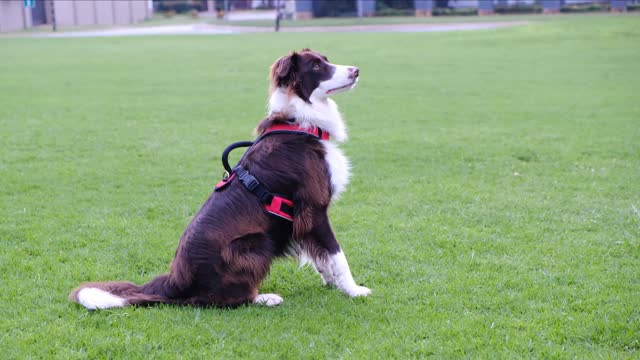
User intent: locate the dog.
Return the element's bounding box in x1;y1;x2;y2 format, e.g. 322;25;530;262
70;49;371;309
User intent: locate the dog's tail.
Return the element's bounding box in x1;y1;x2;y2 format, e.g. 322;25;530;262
69;274;178;310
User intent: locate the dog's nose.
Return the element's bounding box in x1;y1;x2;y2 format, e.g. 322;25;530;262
349;67;359;78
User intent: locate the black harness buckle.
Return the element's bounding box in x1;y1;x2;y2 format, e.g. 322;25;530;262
237;169;259;191
214;122;329;222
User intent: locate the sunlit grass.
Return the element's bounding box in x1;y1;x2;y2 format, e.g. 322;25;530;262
0;14;638;359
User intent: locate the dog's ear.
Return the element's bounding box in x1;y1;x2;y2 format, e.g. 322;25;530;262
270;51;299;89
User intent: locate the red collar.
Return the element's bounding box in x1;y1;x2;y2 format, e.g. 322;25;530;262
263;123;330;141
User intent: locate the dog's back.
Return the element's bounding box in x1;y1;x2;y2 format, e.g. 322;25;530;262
70;49;370;310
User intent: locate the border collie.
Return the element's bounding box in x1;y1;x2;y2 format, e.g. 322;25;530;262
70;49;370;309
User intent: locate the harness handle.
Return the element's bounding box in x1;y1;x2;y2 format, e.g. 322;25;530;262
221;141;254;173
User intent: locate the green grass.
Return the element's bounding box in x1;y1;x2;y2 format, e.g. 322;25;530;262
1;14;639;359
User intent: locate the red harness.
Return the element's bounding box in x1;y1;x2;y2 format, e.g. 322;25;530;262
263;124;330;141
214;123;330;221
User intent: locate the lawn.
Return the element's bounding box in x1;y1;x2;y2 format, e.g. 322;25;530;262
1;14;639;359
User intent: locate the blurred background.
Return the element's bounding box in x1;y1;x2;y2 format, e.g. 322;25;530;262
1;1;639;358
1;0;638;32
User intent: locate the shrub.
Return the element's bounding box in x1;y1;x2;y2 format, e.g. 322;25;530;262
560;2;610;13
254;4;275;10
156;0;202;14
375;7;414;16
494;4;541;14
432;7;477;16
629;3;640;11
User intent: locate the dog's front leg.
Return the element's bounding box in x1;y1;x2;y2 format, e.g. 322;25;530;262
305;213;371;297
317;250;371;297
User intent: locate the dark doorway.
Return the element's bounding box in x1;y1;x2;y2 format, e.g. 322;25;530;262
31;0;47;26
230;0;251;10
313;0;357;17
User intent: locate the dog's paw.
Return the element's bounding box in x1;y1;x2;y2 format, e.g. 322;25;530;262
345;286;371;297
253;293;284;306
321;274;336;287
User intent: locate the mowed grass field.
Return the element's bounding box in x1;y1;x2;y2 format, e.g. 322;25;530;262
1;15;639;359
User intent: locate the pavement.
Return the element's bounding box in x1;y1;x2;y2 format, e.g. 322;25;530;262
223;10;278;21
23;21;528;38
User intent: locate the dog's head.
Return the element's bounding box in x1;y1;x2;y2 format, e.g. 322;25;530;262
269;49;359;103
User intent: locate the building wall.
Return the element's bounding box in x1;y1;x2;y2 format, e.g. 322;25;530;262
53;0;75;26
0;1;21;32
0;0;152;32
113;0;131;25
132;1;149;22
95;1;115;26
74;1;96;26
0;1;30;32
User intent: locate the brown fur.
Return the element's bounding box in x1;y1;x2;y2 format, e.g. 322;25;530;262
70;50;346;308
268;49;335;103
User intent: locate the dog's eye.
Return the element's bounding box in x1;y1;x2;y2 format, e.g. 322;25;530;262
312;63;321;71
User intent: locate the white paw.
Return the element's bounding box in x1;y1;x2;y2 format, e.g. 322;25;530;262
253;293;283;306
321;274;336;287
345;286;371;297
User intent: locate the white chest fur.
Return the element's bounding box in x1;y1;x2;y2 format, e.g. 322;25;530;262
321;140;350;201
268;89;351;201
